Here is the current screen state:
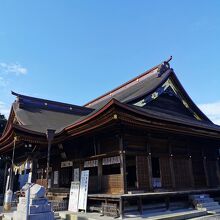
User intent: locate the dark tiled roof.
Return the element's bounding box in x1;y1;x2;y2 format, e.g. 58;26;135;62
86;67;170;109
12;93;94;134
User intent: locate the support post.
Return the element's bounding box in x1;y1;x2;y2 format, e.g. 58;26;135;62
146;136;153;191
168;141;176;189
138;197;143;214
98;158;103;192
119;134;127;194
189;157;195;188
216;158;220;185
202;148;210;187
46;129;55;190
187;141;195;188
119;197;124;219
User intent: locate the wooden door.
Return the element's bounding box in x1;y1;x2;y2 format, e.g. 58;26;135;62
136;155;150;190
160;157;172;189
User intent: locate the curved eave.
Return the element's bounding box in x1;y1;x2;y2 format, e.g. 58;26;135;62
117;102;220;136
170;72;212;123
62;98;220;139
64;98;119;133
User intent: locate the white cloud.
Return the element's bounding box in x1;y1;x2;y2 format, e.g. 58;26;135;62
0;62;28;75
0;76;7;87
198;101;220;125
0;101;10;118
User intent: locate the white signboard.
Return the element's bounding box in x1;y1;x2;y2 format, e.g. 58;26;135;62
78;170;89;211
61;161;73;168
84;160;98;168
54;171;59;185
73;168;79;182
68;181;80;212
102;156;120;165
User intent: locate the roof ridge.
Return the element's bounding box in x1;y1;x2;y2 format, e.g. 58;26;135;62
84;57;172;107
11;91;93;111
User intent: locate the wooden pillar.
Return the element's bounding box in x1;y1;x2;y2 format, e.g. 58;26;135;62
203;157;209;187
119;197;124;219
165;196;170;210
168;141;176;189
187;142;195;188
216;158;220;185
202;148;210;187
119;134;127;194
31;157;38;183
188;157;195;188
146;136;153;191
137;197;143;214
98;158;103;192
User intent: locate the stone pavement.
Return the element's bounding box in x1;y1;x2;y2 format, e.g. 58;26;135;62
190;215;220;220
0;206;211;220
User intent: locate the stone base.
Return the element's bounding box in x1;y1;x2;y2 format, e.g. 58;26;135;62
17;203;52;214
13;211;54;220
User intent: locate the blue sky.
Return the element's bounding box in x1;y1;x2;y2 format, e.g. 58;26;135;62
0;1;220;123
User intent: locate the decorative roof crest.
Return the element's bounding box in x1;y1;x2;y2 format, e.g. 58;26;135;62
157;56;172;77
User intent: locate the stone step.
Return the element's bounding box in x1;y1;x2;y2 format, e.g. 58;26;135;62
197;201;219;208
194;198;214;203
54;212;61;220
198;205;220;211
207;208;220;214
145;210;207;220
205;205;220;211
190;194;210;200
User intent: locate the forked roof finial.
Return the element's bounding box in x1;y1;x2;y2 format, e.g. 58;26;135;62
157;56;172;77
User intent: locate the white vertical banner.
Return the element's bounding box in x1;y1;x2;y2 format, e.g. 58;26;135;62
68;181;80;212
28;172;32;183
78;170;89;211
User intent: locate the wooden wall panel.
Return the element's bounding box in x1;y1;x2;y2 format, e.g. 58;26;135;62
88;176;99;193
160;157;172;188
100;137;119;153
206;160;219;187
136;156;150;190
173;158;191;188
101;174;123;194
125;134;146;151
192;159;206;187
